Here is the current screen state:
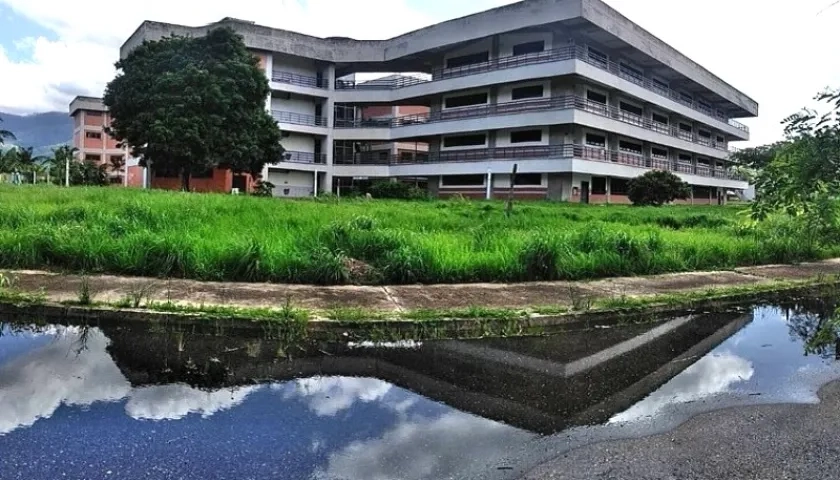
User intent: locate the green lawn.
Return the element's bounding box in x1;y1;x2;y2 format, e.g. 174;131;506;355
0;185;829;285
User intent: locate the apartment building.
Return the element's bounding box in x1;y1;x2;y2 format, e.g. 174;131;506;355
69;96;143;186
122;0;757;202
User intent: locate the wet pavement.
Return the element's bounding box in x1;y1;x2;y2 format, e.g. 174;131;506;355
2;296;840;479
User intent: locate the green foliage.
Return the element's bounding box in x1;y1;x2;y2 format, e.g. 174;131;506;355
368;181;426;199
104;27;283;191
627;170;691;206
0;186;833;285
0;116;13;146
750;88;840;246
252;180;275;197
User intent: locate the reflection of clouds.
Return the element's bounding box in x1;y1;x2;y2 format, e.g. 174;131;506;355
0;327;132;435
283;376;392;416
126;384;258;420
313;412;534;480
0;327;260;435
612;352;754;423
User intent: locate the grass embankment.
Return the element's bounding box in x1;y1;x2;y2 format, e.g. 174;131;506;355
0;185;832;285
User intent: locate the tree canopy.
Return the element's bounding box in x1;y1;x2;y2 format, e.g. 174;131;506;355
627;170;691;206
103;27;283;191
0;117;14;146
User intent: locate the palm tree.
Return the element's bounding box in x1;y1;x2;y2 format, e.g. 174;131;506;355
0;148;21;174
0;117;14;146
50;145;79;186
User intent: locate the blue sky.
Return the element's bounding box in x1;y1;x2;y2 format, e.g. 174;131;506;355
0;0;838;146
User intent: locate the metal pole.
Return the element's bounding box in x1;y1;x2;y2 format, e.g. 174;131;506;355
65;156;70;187
313;170;319;198
485;169;492;200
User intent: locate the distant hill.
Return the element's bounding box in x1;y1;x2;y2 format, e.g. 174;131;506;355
0;111;72;157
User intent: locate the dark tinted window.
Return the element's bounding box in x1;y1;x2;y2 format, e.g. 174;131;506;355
512;41;545;56
441;175;485;186
443;134;486;147
510;129;542;143
514;173;542;186
679;123;692;132
511;85;544;100
652;113;669;124
651;147;668;158
678;154;692;162
592;177;607;194
586;133;606;147
444;92;489;108
446;51;489;69
618;141;642;154
587;90;607;104
698;130;712;138
611;178;629;195
619;101;643;116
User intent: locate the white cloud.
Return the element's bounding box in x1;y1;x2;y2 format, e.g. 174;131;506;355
610;351;754;423
0;327;131;435
313;411;535;480
125;384;259;421
282;376;392;416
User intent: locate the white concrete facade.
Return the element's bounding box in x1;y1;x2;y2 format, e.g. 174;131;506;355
123;0;757;201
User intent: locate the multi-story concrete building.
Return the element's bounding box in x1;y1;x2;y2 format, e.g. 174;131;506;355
69;96;143;186
122;0;757;202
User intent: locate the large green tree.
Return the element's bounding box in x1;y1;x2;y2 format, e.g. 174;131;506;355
104;27;283;191
749;88;840;242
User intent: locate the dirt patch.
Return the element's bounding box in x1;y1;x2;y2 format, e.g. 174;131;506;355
388;282;604;310
737;260;840;280
588;271;770;296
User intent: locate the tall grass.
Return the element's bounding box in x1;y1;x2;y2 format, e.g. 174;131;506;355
0;185;832;285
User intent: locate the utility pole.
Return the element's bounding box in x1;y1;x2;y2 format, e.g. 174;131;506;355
65;154;70;187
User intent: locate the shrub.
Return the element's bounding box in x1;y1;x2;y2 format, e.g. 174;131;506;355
627;171;691;206
252;180;275;197
519;233;560;281
368;180;425;200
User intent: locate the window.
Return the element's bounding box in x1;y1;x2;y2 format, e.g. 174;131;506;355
619;62;643;81
679;92;693;104
651;147;668;159
441;175;485;186
716;135;725;143
652;112;669;125
399;151;413;163
678;153;692;163
592;177;607;195
84;154;101;162
510;129;542;143
585;133;606;148
611;178;629;195
109;155;124;164
512;40;545;56
652;78;669;92
513;173;542;186
587;47;608;66
698;130;712;139
698;99;712;111
446;51;489;69
679;123;692;133
444;92;488;109
511;84;544;100
618;140;642;155
378;151;389;161
619;101;643;116
443;134;486;148
85;131;101;139
586;90;607;105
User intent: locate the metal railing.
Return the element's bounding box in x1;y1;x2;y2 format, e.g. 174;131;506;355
272;110;328;127
336;95;732;152
334;143;746;181
272;71;329;89
276;150;327;164
274;185;315;197
334;44;749;134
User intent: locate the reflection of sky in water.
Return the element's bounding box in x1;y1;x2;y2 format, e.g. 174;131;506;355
612;306;840;423
0;326;534;480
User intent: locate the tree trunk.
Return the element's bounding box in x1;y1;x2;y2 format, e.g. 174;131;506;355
181;168;191;192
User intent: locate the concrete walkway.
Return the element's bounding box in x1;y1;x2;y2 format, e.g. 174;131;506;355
3;259;840;314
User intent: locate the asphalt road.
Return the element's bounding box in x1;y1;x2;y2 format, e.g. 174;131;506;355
521;380;840;480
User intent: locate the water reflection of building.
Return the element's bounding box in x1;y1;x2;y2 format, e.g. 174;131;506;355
100;311;751;434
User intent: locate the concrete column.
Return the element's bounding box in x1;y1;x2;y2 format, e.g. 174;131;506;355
264;55;274;113
489;85;498;105
491;35;500;59
313;170;319;197
547;173;565;201
485;170;492;200
487;130;497;149
324;64;336;192
606;176;611;204
427;176;441;197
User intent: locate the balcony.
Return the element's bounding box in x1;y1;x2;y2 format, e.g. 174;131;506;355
272;71;328;89
276;150;327;164
336;95;732;153
272;110;328;127
334;144;745;181
334;44;749;135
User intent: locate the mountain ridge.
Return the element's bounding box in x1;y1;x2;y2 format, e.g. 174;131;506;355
0;111;73;157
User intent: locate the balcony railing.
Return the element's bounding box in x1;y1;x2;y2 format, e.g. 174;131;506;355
272;71;329;89
334;44;749;134
272;110;328;127
274;185;315;197
336;95;732;153
334;144;746;181
276;150;327;164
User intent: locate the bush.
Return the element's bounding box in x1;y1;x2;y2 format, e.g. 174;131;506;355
252;180;275;197
368;180;425;200
627;171;691;206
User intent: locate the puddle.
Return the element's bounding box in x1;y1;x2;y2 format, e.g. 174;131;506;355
1;296;839;480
